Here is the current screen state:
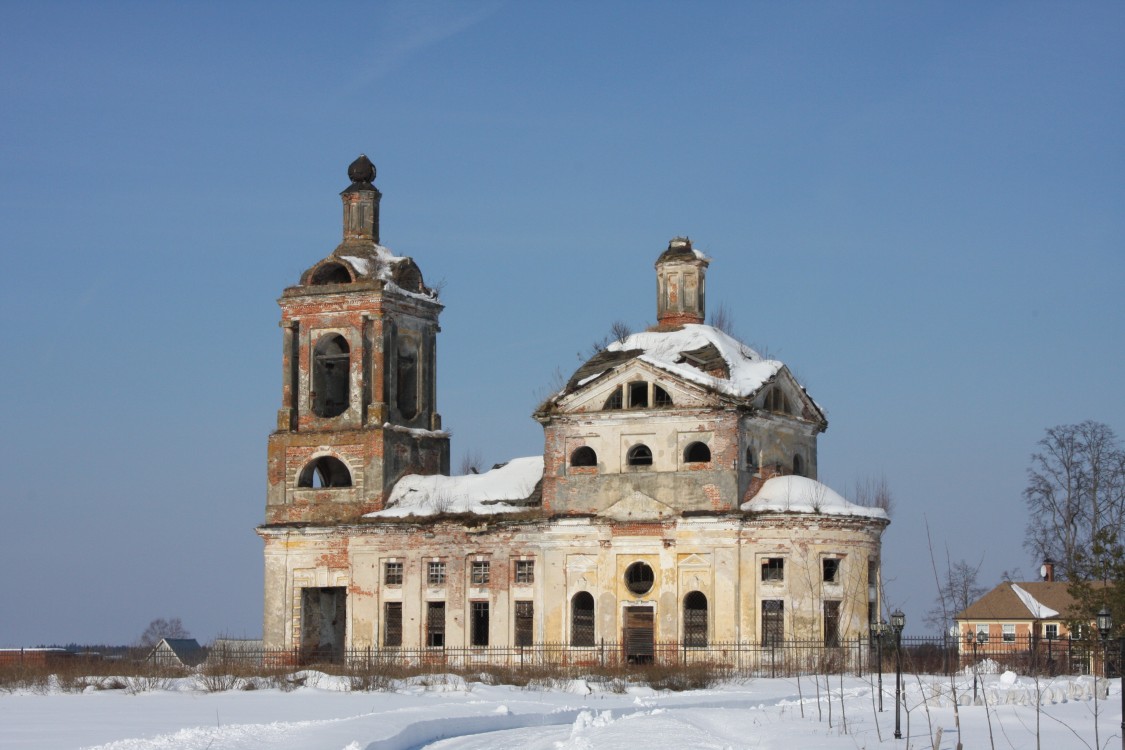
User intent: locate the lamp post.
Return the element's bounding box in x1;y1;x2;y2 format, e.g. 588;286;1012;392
1094;607;1119;750
871;619;887;712
972;630;986;703
891;609;905;741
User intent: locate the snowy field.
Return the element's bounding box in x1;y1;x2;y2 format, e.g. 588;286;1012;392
0;670;1117;750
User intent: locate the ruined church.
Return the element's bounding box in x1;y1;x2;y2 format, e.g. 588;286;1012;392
258;156;888;661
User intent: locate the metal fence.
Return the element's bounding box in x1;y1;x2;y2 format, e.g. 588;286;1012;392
199;634;1114;679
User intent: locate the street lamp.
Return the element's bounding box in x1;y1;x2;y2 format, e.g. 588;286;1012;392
870;619;887;712
1094;607;1119;750
891;609;905;741
973;630;987;703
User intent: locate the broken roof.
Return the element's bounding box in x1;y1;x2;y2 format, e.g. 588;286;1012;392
368;456;544;518
551;324;819;416
741;476;889;520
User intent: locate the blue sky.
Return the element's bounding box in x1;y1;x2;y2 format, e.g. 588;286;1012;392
1;1;1122;645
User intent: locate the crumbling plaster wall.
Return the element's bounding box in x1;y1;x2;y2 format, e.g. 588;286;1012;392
260;514;884;650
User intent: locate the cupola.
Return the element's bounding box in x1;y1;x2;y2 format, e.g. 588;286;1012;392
341;154;381;243
655;237;708;326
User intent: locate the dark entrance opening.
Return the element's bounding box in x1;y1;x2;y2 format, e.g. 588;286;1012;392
312;335;350;418
623;606;655;664
300;587;346;664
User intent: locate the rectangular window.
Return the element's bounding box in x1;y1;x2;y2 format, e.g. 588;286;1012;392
975;623;989;642
515;560;534;584
822;558;840;583
427;561;446;586
471;560;490;586
384;561;403;586
383;602;402;647
426;601;445;648
762;600;784;646
515;601;534;646
824;600;841;647
762;558;784;582
470;601;489;647
1003;624;1016;642
1044;623;1059;640
628;381;648;408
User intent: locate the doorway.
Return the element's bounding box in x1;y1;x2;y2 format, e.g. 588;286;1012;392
300;587;346;663
623;606;654;664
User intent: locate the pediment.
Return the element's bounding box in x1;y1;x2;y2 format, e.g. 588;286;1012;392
598;488;675;521
556;360;715;414
756;366;826;427
678;553;712;568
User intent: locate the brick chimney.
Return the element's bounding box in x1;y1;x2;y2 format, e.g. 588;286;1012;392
1041;558;1055;582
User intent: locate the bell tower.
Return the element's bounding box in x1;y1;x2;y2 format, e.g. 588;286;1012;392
265;155;449;524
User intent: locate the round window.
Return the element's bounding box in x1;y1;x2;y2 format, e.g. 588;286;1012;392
624;562;655;595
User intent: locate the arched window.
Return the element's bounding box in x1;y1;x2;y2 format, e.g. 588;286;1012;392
746;445;758;472
298;456;352;488
653;385;673;407
312;335;350;418
626;444;653;467
793;454;804;477
309;262;352;285
625;562;655;595
570;446;597;467
684;441;711;463
571;592;595;646
603;386;623;410
683;591;708;647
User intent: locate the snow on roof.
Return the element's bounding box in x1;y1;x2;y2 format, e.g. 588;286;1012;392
741;475;889;520
605;324;783;400
368;456;544;518
1011;584;1060;619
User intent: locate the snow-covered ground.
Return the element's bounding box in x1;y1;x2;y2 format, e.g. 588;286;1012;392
0;670;1117;749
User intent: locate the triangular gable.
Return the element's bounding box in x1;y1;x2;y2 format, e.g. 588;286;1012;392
755;367;827;427
678;553;712;568
555;359;719;414
599;488;675;520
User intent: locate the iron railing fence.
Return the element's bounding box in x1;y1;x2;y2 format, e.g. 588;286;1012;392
8;635;1114;679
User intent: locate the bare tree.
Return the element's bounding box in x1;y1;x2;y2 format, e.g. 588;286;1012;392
583;320;632;359
923;556;987;632
1024;421;1125;580
707;303;736;336
458;448;484;476
139;617;190;648
850;474;894;517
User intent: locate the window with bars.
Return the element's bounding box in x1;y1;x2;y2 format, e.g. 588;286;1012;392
426;601;445;648
683;591;708;647
383;602;402;647
761;600;784;647
428;561;446;586
471;561;490;586
515;560;534;584
515;601;533;647
384;561;403;586
470;601;489;647
571;592;595;646
762;558;784;582
824;600;841;647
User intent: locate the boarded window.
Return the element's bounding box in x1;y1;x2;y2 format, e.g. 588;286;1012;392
626;444;653;467
604;387;623;410
428;561;446;586
426;602;445;648
470;601;489;647
384;562;403;586
471;561;490;586
654;385;673;407
571;592;595;646
762;558;784;582
824;600;841;647
684;441;711;463
822;558;840;583
762;600;784;646
628;382;648;408
312;335;350;418
515;560;534;584
298;456;352;488
570;447;597;467
683;591;708;647
384;602;402;647
515;601;533;646
623;606;654;664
